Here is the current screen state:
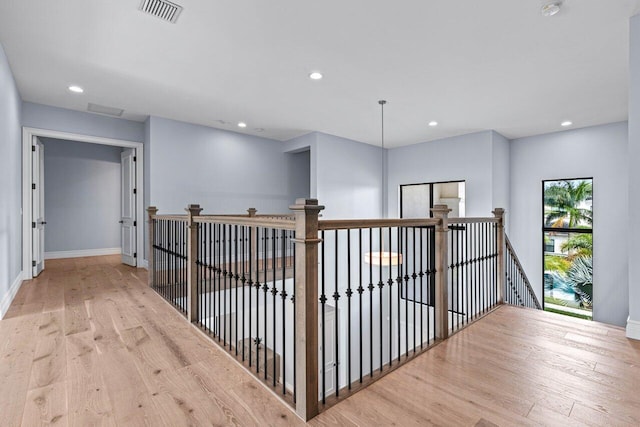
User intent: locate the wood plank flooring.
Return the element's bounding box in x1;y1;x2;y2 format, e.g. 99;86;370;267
2;255;640;426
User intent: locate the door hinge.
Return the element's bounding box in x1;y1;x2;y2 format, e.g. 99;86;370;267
133;156;137;162
32;183;36;190
134;252;137;258
134;221;137;227
133;188;137;194
32;145;36;152
32;222;36;228
32;260;36;267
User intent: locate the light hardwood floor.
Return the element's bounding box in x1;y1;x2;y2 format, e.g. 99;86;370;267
2;255;640;426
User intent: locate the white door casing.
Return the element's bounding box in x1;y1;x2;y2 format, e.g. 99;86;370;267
23;128;145;280
32;137;45;277
121;149;137;267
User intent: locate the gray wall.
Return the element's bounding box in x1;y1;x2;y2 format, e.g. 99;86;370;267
316;133;382;219
629;14;640;331
22;102;145;143
0;42;22;315
491;131;511;228
387;131;497;219
42;138;121;253
510;122;629;326
148;116;291;214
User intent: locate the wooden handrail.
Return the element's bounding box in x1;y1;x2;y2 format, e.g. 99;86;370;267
448;217;499;224
193;215;295;230
318;218;440;230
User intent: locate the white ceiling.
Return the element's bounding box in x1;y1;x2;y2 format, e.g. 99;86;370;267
1;0;639;147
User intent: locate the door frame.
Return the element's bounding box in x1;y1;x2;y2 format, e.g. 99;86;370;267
22;127;145;279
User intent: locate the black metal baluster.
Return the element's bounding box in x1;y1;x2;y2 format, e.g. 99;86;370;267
320;230;326;402
334;229;340;396
388;226;394;364
281;228;287;395
412;227;417;353
397;226;402;360
272;228;277;387
419;227;424;349
404;226;409;358
292;231;296;403
248;226;253;368
242;226;246;362
369;227;373;376
263;227;268;380
346;229;352;389
255;227;260;375
378;227;383;371
235;225;239;355
358;229;363;384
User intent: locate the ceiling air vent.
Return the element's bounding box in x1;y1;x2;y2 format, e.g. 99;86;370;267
88;103;124;117
139;0;183;23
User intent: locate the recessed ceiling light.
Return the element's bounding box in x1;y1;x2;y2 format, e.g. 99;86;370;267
68;85;84;93
428;121;438;127
541;2;562;17
237;122;247;128
309;72;323;80
561;121;573;127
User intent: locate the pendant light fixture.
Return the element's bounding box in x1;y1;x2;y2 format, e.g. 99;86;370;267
365;100;402;266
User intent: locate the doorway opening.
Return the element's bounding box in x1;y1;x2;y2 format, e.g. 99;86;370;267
22;128;144;280
542;178;593;320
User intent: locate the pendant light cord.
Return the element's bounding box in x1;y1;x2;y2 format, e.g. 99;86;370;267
379;100;386;218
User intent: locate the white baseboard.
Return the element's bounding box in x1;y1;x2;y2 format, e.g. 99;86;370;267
139;259;149;270
626;317;640;340
45;247;121;260
1;272;23;319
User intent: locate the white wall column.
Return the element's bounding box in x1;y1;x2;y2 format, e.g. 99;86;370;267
627;14;640;339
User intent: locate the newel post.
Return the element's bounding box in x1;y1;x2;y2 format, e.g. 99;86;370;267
493;208;505;304
289;198;324;421
147;206;158;287
432;204;451;340
186;204;203;322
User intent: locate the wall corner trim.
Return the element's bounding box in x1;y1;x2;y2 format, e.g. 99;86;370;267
626;317;640;340
1;273;23;319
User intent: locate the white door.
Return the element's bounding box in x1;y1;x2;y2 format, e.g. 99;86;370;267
32;137;45;277
120;149;137;267
319;305;336;397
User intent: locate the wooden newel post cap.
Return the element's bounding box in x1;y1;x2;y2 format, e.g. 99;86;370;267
185;204;203;216
147;206;158;216
289;198;325;212
247;208;257;217
492;208;505;218
431;204;452;217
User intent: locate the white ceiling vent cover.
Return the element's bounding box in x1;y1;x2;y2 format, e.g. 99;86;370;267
88;103;124;117
139;0;183;23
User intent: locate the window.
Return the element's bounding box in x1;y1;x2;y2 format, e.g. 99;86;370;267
542;178;593;320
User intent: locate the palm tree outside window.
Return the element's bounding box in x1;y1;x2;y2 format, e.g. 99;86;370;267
542;178;593;320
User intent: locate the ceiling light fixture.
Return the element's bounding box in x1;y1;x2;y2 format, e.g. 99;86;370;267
541;1;562;17
237;122;247;128
428;121;438;127
561;120;573;127
68;85;84;93
309;72;323;80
